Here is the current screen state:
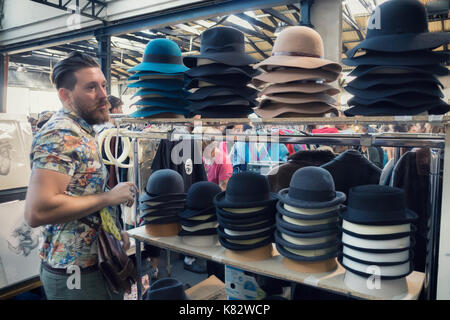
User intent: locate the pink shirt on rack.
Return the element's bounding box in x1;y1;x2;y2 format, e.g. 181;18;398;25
204;149;233;185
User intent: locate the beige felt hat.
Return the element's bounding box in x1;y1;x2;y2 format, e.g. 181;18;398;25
253;26;342;74
252;68;340;87
259;92;336;108
254;102;339;119
258;82;340;97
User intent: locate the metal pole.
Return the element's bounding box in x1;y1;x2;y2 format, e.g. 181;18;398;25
135;239;143;300
133;138;143;300
96;33;111;94
425;148;442;300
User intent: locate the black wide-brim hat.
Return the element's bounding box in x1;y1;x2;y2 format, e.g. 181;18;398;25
345;83;444;100
343;50;449;67
275;242;339;262
179;205;216;219
188;86;258;101
217;225;275;241
276;212;339;233
139;192;186;203
218;235;273;251
345;0;450;58
347;73;443;90
349;64;449;78
344;101;450;117
276;201;342;221
184;74;251;90
188;96;256;111
192;106;253;118
274;230;338;251
348;93;445;108
338;254;413;280
185;63;261;78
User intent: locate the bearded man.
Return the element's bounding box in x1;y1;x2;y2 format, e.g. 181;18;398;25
24;52;136;300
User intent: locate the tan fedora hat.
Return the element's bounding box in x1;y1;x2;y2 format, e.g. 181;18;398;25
254;102;339;119
259;93;336;108
252;68;340;87
253;26;342;73
259;82;340;97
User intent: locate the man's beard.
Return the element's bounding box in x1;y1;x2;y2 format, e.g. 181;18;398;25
72;98;110;125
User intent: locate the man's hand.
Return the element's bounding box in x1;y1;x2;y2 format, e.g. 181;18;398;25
120;230;130;251
107;182;138;207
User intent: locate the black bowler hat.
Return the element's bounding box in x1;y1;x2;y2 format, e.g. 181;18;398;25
183;27;258;67
185;63;261;78
275;242;339;262
187;86;258;102
340;185;418;226
145;278;188;300
348;64;449;78
179;181;222;219
216;210;275;227
218;235;273;251
184;74;252;90
345;83;444;100
276;212;339;233
348;93;445;108
192;105;254;118
139;200;186;211
342;50;449;67
217;225;275;241
274;230;338;251
278;166;345;209
344;100;450;117
346;73;442;90
216;205;276;220
139;169;186;202
188;96;256;112
276;201;342;221
217;217;275;232
346;0;450;58
214;172;278;208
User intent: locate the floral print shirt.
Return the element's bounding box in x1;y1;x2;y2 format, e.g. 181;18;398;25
30;108;116;268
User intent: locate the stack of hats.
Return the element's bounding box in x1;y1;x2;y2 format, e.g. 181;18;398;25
178;181;222;247
343;0;450;117
338;185;418;297
183;27;261;118
275;167;346;273
213;172;277;261
127;38;191;119
139;169;186;236
251;26;342;119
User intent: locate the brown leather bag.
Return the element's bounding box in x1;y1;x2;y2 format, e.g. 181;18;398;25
81;216;139;294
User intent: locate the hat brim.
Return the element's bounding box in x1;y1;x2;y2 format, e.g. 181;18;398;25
275;230;338;251
278;188;346;209
178;206;216;219
183;52;258;68
347;73;442;90
259;82;340;97
216;209;275;226
132;89;189;99
218;235;273;251
180;215;217;227
260;93;336;107
254;102;339;119
178;228;218;236
218;225;275;241
348;93;445;108
128;72;184;81
342;245;414;266
252;68;339;87
213;191;278;209
189;96;254;111
185;63;261;78
133;97;189;109
139;192;186;203
140;215;180;225
192;106;253;118
275;242;339;262
346;32;450;58
276;212;339;233
130;108;189;119
344;101;450;117
127;79;185;90
349;64;449;78
345;83;443;100
276;201;342;220
141;208;184;219
277;222;338;239
343;50;449;67
339;207;418;226
217;217;275;232
139;199;186;210
128;62;188;73
188;86;258;101
184;75;251;90
254;56;342;74
339;223;417;241
216;205;275;220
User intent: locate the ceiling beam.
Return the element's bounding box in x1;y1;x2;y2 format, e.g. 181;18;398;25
234;13;276;33
219;20;274;46
262;8;296;26
29;0;107;21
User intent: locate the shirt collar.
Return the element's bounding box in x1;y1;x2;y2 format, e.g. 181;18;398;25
60;107;96;136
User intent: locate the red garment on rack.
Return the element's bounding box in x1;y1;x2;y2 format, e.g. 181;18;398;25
312;127;339;134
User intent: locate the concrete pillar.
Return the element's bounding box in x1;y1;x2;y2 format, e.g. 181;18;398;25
0;54;8;113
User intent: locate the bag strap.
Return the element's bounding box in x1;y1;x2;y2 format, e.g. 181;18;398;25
80;213;101;231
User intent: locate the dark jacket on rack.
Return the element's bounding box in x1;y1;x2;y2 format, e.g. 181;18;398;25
391;148;433;273
267;150;336;193
321;149;382;200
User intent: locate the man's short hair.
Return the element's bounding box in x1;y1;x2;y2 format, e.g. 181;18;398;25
50;51;100;90
107;95;123;112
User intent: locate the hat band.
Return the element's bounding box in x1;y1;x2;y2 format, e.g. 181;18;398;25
202;43;245;54
144;54;182;65
289;187;336;202
273;51;323;59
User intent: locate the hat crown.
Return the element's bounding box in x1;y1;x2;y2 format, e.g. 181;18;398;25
143;38;183;61
272;26;324;58
186;181;222;209
225;172;271;203
347;185;406;213
288;166;335;196
200;26;245;54
146;169;184;195
366;0;428;39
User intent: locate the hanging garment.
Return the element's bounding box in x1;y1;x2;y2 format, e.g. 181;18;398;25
321;149;382;200
151;139;207;192
391;148;432;272
379;158;395;186
267;150;336;193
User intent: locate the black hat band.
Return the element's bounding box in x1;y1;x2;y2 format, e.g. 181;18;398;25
288;187;336;203
144;54;183;65
202;42;245;54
